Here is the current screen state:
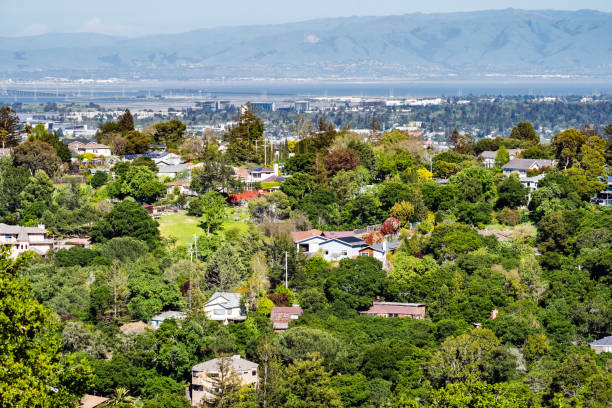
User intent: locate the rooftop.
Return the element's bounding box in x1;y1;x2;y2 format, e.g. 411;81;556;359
192;355;258;373
502;158;555;170
290;229;323;243
151;310;185;321
590;335;612;346
206;292;242;310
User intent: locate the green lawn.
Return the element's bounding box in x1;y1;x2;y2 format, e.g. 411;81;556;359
158;208;250;246
158;212;201;246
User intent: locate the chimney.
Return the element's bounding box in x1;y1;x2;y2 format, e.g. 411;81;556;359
489;309;498;320
273;163;279;176
382;239;388;252
37;224;46;231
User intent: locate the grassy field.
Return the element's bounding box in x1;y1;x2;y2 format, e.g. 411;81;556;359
158;212;202;246
158;208;250;246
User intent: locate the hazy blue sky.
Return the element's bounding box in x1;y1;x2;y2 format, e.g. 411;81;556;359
5;0;612;37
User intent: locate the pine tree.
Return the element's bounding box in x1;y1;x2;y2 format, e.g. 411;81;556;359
117;109;135;132
0;106;21;149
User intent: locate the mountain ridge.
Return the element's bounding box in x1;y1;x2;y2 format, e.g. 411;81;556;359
1;9;611;80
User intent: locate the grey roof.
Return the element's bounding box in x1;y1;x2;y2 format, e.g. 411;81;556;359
206;292;242;309
480;151;498;159
0;223;46;235
157;164;189;173
151;310;185;321
368;241;402;253
192;355;258;372
502;159;555;171
590;335;612;346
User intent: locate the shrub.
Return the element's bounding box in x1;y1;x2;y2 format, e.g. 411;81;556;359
496;208;521;226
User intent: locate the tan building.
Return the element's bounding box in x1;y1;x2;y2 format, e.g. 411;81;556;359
0;223;54;258
190;355;258;406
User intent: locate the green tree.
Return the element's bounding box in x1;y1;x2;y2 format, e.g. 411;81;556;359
0;106;20;149
90;171;109;188
29;123;72;162
274;355;342;408
496;174;528;209
510;121;539;144
0;246;94;407
225;105;265;163
494;145;510;168
117;109;135;132
91;198;161;249
428;328;514;386
114;165;166;203
431;379;537;408
190;160;241;193
280;172;315;203
552;129;587;169
324;148;361;176
206;243;249;290
124;130;152;154
13;140;62;176
198;191;227;236
152;119;187;149
326;256;388;309
248;191;291;223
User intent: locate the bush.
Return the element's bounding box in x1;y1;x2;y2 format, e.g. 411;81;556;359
54;246;98;267
496;208;521;226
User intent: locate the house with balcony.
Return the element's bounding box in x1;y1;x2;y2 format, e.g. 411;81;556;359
480;149;521;169
592;176;612;206
0;223;54;258
190;355;258;406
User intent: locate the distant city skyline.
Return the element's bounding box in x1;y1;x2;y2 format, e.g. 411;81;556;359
5;0;612;37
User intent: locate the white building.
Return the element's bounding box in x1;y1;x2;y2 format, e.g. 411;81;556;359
68;141;112;157
204;292;246;324
318;236;366;261
149;310;186;329
0;223;54;258
502;159;556;176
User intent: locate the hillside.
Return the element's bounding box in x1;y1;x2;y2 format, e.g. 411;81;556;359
1;9;611;79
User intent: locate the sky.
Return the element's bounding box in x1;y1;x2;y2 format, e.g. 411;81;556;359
5;0;612;37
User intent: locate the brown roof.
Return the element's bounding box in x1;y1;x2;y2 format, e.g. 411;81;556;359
360;302;425;315
119;321;151;335
322;231;357;239
290;229;322;242
79;394;109;408
271;306;303;315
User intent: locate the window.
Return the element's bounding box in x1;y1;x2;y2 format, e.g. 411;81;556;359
324;250;329;255
192;385;204;391
361;252;369;256
340;250;347;256
214;309;225;315
252;370;257;376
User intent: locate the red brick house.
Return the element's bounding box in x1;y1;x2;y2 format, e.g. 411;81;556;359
360;302;426;319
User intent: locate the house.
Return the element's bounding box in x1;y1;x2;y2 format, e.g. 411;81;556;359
270;306;303;333
520;173;546;193
592;176;612;206
294;233;327;254
166;179;197;196
318;236;366;261
589;335;612;354
360;301;426;319
191;355;258;406
154;152;183;166
0;223;54;258
359;240;402;263
249;166;276;181
480;149;521;169
150;310;186;329
69;141;112;157
158;164;190;179
79;394;109;408
502;159;555;176
204;292;246;323
322;230;358;239
228;189;269;205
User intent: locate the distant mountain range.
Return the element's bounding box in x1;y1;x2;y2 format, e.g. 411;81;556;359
1;9;611;80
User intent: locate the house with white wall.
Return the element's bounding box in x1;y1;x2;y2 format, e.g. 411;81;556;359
0;223;54;258
318;236;366;261
204;292;246;324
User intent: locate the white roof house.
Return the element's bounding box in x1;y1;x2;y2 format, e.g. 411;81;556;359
157;164;190;179
480;149;521;169
150;310;186;329
0;223;54;258
590;335;612;354
204;292;246;324
69;141;112;157
318;236;366;261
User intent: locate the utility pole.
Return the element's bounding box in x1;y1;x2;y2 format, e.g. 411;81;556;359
284;251;288;288
188;241;193;310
